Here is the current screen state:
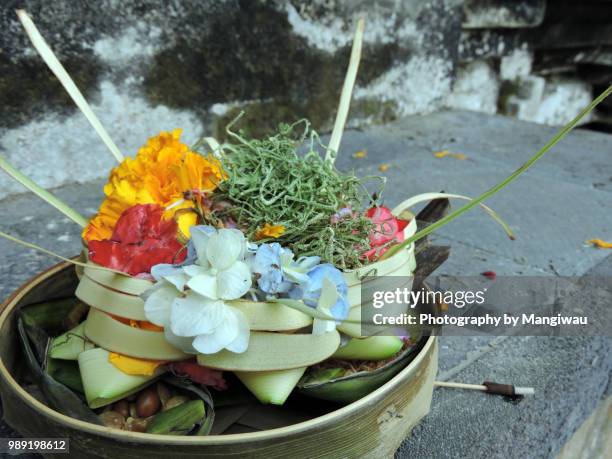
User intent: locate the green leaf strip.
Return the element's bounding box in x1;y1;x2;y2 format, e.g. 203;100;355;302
384;85;612;258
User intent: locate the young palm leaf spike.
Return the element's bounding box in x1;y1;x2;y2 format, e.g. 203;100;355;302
383;84;612;259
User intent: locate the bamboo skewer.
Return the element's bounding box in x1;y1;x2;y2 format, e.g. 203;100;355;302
0;155;88;227
0;229;124;274
15;10;124;163
435;380;535;396
327;17;365;163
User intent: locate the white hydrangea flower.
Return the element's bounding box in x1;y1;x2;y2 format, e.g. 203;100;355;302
143;226;252;354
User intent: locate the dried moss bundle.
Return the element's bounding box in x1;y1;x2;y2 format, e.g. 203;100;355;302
207;118;380;269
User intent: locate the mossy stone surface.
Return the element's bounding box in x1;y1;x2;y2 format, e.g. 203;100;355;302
143;1;408;139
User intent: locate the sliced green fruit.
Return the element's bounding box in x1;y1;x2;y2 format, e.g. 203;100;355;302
49;322;95;360
83;262;152;295
235;367;306;405
146;400;205;435
83;308;189;361
76;275;148;320
197;330;341;371
78;348;159;408
228;300;312;331
332;336;403;361
298;339;423;404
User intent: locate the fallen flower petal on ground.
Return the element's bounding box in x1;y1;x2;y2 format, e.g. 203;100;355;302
433;150;467;160
587;238;612;249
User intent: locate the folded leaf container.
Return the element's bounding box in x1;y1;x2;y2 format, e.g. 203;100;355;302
0;199;437;458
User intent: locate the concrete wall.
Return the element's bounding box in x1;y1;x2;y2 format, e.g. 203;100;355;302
0;0;596;199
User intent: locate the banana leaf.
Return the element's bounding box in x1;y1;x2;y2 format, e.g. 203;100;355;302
210;404;252;435
17;313;100;424
45;358;84;393
19;298;82;338
161;374;215;435
211;383;258;408
415;194;451;227
297;338;424;404
413;245;451;290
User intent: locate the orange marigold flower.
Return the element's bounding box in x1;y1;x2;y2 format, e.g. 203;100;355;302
83;129;226;242
255;223;286;240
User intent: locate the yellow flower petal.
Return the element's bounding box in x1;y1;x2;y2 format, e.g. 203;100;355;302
108;352;165;376
255;223;286;240
587;239;612;249
83;130;227;242
433;150;467;160
177;211;198;239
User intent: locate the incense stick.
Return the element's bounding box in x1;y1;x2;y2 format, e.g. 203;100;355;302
15;9;124;163
327;18;365;163
435;380;535;396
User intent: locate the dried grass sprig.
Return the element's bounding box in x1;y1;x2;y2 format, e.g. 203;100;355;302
204;118;382;269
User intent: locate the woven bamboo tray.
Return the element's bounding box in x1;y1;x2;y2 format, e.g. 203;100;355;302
0;261;437;459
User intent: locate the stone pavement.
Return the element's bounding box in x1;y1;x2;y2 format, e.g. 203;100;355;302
0;110;610;458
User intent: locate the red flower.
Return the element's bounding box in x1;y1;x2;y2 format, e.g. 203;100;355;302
362;206;409;261
170;360;227;391
88;204;186;276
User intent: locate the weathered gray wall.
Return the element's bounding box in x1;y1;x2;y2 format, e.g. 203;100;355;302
0;0;598;199
0;0;465;198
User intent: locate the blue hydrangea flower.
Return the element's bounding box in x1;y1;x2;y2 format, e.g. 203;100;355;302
290;263;349;321
251;243;320;295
